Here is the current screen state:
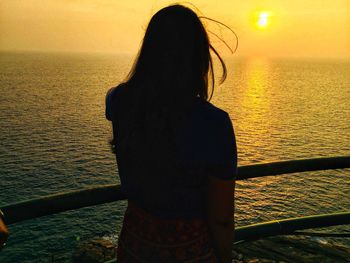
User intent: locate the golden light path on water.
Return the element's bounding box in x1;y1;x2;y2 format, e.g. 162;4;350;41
243;58;271;134
209;57;297;217
234;58;290;210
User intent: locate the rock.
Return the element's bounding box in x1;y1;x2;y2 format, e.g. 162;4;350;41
72;238;116;263
260;259;276;263
232;249;244;260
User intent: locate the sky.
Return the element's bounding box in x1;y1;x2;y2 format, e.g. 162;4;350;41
0;0;349;58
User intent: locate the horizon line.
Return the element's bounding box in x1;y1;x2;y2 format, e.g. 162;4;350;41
1;48;349;61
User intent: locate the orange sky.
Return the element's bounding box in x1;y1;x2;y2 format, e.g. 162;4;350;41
0;0;349;58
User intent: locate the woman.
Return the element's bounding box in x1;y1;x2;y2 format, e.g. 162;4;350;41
106;4;237;263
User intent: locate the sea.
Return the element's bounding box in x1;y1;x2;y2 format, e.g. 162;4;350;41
0;51;349;262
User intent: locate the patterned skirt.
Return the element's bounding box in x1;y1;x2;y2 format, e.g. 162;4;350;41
116;201;218;263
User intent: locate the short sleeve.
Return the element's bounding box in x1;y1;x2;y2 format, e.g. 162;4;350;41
105;87;115;121
205;112;237;180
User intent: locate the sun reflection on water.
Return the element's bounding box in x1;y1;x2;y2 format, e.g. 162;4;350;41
244;58;271;110
237;58;275;162
234;58;289;212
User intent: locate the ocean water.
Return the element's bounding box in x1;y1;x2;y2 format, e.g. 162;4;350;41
0;51;349;262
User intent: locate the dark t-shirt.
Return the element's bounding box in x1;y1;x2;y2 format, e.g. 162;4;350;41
106;85;237;219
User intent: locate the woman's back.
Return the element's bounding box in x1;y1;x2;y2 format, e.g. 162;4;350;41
107;84;236;219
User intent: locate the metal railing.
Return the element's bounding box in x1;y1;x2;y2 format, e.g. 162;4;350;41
1;156;350;256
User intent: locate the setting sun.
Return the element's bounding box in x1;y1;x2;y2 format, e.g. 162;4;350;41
255;11;271;29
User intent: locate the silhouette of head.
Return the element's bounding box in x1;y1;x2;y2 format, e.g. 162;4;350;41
126;4;226;103
110;5;229;153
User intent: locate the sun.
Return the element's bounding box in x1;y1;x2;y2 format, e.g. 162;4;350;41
254;11;272;30
257;12;269;28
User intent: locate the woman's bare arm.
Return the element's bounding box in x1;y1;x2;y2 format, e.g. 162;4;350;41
206;175;235;263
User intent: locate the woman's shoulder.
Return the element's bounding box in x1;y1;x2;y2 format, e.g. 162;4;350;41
186;98;234;144
181;98;237;179
106;83;126;100
193;98;231;123
105;83;127;121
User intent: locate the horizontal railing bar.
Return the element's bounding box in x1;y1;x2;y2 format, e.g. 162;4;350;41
2;185;126;225
291;231;350;238
234;211;350;242
237;156;350;180
1;156;349;225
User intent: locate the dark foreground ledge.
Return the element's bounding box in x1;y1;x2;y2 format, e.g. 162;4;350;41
71;235;350;263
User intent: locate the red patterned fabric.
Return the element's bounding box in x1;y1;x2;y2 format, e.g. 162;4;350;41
117;201;218;262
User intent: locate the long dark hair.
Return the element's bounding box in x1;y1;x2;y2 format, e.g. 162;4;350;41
128;4;227;100
110;4;229;152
